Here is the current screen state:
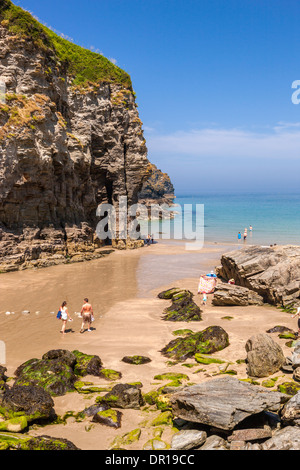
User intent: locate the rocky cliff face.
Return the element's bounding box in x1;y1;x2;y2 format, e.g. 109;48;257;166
138;163;175;203
0;1;149;271
138;163;175;219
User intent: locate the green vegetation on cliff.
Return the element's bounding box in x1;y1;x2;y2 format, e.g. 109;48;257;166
0;0;132;88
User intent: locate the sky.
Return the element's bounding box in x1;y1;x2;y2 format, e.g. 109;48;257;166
13;0;300;194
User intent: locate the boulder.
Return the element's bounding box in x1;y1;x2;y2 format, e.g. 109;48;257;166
92;409;122;429
96;384;144;409
245;334;286;378
121;356;152;365
14;357;77;396
217;245;300;306
0;433;80;450
0;385;55;423
160;326;229;361
158;288;182;299
198;435;228;450
161;290;202;322
212;283;264;306
261;426;300;450
72;350;103;377
171;430;207;450
170;376;288;431
281;390;300;426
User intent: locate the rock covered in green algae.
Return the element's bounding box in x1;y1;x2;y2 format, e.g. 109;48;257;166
194;354;226;365
0;416;27;433
14;357;77;396
153;373;189;382
151;411;173;427
96;383;144;409
0;433;79;450
160;326;229;361
72;350;103;376
42;349;77;367
277;381;300;395
0;384;55;423
82;403;110;417
13;349;104;396
98;369;122;381
74;381;112;394
161;290;202;322
121;355;152;365
92;409;122;428
158;288;182;299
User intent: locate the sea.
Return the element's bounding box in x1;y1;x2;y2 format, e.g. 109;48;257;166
138;193;300;246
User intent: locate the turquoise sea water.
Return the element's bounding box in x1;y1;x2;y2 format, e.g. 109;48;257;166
138;193;300;246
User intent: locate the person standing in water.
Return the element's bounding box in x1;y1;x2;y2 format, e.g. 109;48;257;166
243;228;247;241
60;301;72;335
80;298;94;333
238;232;241;241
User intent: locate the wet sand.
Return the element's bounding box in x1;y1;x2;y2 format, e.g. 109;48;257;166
0;240;297;450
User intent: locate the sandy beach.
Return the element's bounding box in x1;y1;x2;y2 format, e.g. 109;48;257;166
0;240;297;450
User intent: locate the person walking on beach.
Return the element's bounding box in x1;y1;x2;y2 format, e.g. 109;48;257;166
60;301;72;335
202;293;207;306
80;298;94;333
292;306;300;338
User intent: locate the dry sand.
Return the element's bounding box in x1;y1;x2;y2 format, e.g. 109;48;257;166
0;240;297;450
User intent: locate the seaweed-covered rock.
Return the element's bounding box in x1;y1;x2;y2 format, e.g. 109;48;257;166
72;350;103;377
23;435;79;450
122;356;152;365
162;290;202;322
0;433;79;450
74;381;112;394
278;381;300;396
158;288;182;299
98;369;122;381
0;416;28;433
96;383;144;409
82;404;110;417
14;358;77;396
42;350;77;367
267;326;297;335
0;385;55;423
160;326;229;361
92;409;122;428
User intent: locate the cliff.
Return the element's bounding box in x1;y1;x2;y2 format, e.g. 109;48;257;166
0;0;149;272
138;163;175;219
138;163;175;203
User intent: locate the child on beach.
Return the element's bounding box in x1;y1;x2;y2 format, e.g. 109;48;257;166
202;294;207;306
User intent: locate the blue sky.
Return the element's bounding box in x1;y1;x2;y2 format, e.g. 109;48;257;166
14;0;300;194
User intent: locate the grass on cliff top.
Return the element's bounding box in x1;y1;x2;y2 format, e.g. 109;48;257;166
0;0;132;88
